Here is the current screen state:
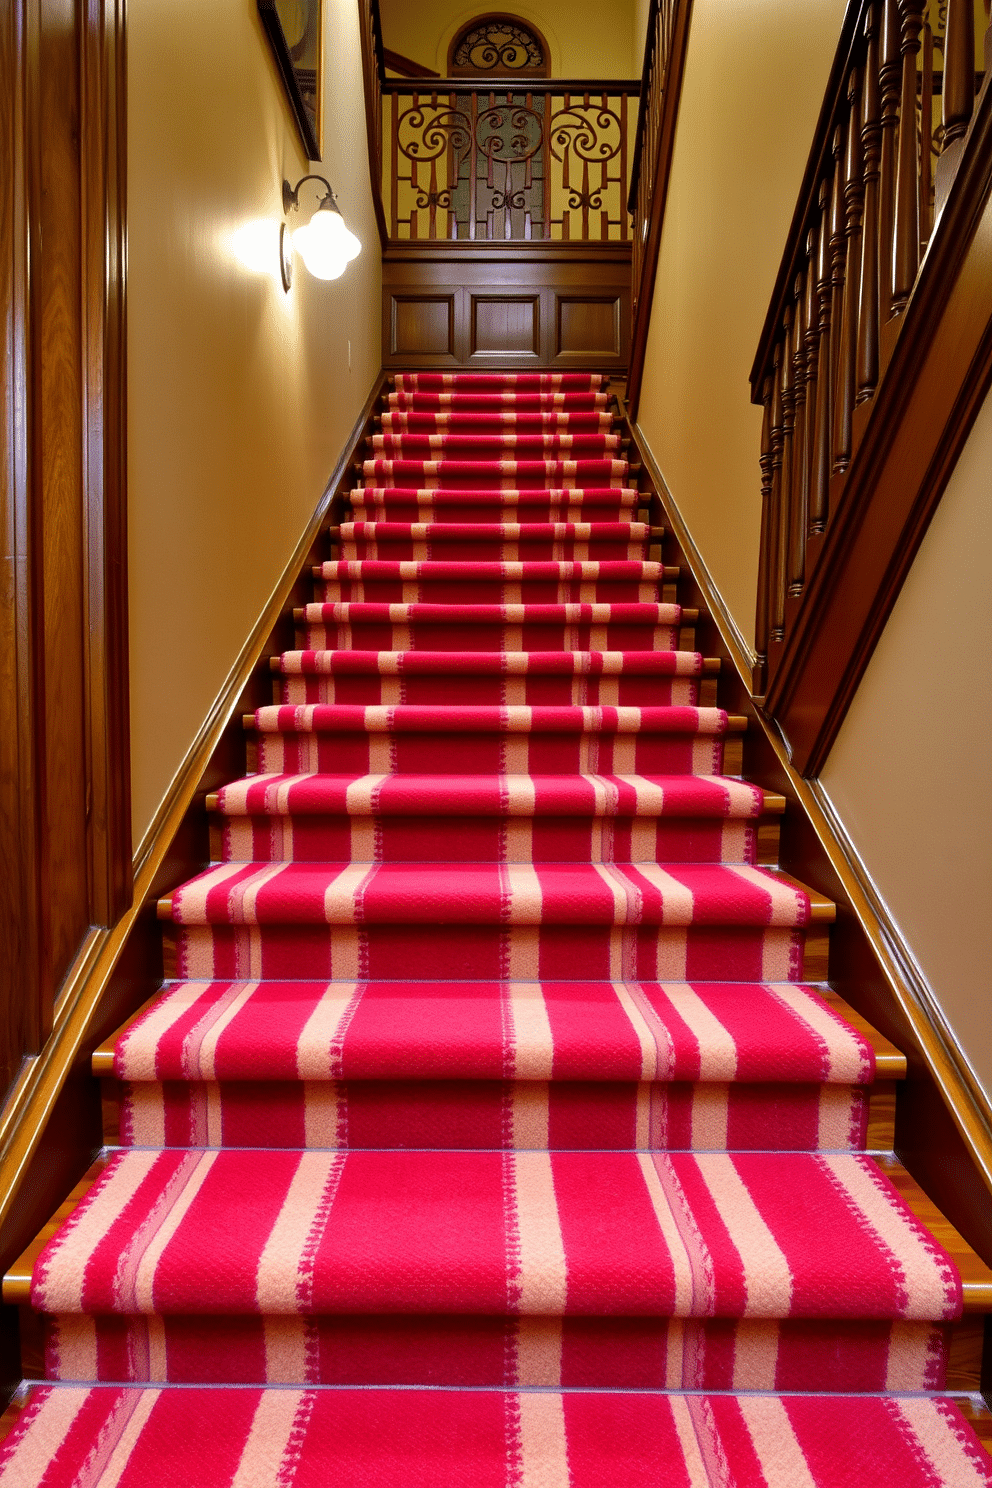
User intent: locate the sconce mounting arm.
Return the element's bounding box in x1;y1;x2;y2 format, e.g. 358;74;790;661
283;175;337;215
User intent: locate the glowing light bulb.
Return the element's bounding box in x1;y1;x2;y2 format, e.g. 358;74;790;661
293;200;362;281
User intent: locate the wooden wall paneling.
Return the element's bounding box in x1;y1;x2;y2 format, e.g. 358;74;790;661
624;404;992;1266
0;375;387;1406
381;243;632;369
764;83;992;774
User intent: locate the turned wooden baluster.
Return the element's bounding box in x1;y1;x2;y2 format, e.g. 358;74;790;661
755;375;774;684
833;69;864;475
767;341;786;643
919;23;934;244
943;0;976;150
891;0;925;312
789;269;809;594
798;238;819;583
810;185;833;533
877;0;902;319
827;127;847;409
774;305;796;639
858;3;882;403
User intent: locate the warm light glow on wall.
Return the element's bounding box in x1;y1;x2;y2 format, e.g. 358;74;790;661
230;218;283;278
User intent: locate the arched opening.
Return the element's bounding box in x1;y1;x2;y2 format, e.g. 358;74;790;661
447;14;550;78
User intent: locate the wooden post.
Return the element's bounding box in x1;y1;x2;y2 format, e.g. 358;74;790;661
774;305;796;639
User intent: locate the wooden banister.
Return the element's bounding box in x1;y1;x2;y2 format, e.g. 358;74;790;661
750;0;991;769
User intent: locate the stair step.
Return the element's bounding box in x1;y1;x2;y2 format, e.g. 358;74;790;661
3;1384;988;1486
5;1149;986;1317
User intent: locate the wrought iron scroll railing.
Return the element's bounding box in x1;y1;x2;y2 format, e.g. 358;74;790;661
751;0;990;746
381;79;640;242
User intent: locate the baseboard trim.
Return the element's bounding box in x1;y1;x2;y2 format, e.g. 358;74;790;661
628;414;757;681
627;409;992;1223
0;370;387;1237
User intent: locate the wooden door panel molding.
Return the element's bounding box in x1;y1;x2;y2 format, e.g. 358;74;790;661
556;294;622;359
0;0;130;1097
470;294;541;358
389;292;458;359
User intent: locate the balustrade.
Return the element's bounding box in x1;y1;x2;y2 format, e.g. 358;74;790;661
382;80;639;242
751;0;989;702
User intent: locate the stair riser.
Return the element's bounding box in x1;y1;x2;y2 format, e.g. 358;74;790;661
319;580;663;603
255;734;727;776
114;1079;868;1153
171;924;808;984
217;816;755;865
300;622;682;652
40;1313;948;1391
278;675;701;707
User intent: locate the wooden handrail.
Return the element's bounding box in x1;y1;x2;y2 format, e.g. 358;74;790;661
751;0;991;771
383;48;439;79
625;0;695;419
380;77;642;95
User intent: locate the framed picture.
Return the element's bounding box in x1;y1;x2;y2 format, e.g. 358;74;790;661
258;0;323;161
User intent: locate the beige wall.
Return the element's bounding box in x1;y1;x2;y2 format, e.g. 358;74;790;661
378;0;639;78
633;0;846;646
128;0;381;847
820;388;992;1100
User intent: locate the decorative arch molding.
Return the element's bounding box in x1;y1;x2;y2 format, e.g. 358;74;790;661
447;13;551;76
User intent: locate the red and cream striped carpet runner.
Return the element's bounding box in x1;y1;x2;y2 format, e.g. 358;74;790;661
3;371;988;1485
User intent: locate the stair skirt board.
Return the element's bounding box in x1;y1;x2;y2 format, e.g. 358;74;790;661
4;370;990;1485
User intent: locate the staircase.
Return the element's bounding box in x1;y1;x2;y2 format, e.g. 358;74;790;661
2;371;991;1485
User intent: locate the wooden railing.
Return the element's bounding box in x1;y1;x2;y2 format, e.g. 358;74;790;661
379;79;640;243
751;0;991;769
626;0;695;415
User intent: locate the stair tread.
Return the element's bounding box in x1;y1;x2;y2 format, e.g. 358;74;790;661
210;773;768;818
335;521;652;535
95;980;878;1086
9;1149;969;1321
160;861;810;928
319;560;667;576
3;1383;988;1487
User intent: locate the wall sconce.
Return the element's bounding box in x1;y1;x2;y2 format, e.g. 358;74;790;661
282;175;362;288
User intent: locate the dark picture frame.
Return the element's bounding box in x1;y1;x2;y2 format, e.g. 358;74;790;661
258;0;323;161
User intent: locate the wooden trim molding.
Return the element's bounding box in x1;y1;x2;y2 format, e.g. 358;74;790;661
762;78;992;774
626;0;694;420
0;0;130;1099
0;374;387;1315
624;405;992;1262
